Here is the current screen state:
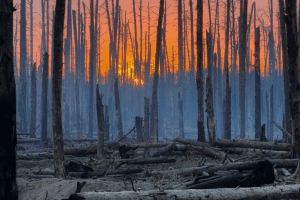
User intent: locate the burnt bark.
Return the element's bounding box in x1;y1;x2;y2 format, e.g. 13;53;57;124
41;53;49;144
144;97;150;141
255;27;261;139
114;78;123;139
0;1;18;198
196;0;205;142
150;0;164;142
30;63;37;138
96;84;105;159
52;0;66;178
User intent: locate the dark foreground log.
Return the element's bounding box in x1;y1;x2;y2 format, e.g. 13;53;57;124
149;143;175;157
64;184;300;200
215;139;291;151
152;159;300;176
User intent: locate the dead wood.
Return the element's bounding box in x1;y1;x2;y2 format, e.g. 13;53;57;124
64;184;300;200
222;147;291;158
215;139;291;151
175;138;225;159
272;120;292;140
148;143;175;157
151;159;300;177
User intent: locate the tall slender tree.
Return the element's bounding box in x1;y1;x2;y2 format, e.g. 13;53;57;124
30;63;37;138
224;0;231;139
286;0;300;158
89;0;95;138
196;0;205;142
178;0;184;138
254;27;261;139
0;1;18;198
239;0;248;138
41;53;49;144
52;0;66;178
150;0;164;141
19;0;27;132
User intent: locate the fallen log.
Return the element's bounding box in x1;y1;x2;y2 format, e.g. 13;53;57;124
149;143;175;157
65;184;300;200
175;138;225;159
215;139;291;151
151;159;300;177
17;138;40;144
222;147;291;158
121;157;176;165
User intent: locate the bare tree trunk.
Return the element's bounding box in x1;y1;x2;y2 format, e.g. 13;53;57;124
239;0;248;138
270;85;274;140
72;11;81;137
52;0;66;178
96;84;105;159
150;0;164;142
114;78;123;139
41;53;49;144
30;63;37;138
255;27;261;139
224;0;231;139
0;2;18;198
144;97;150;141
178;0;184;138
190;0;194;73
286;0;300;158
136;116;143;142
206;31;216;145
20;0;27;133
279;0;291;142
89;0;95;138
105;105;109;141
196;0;205;142
140;0;143;73
30;0;33;64
132;0;140;77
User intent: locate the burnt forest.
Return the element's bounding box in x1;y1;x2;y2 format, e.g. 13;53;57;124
1;0;300;199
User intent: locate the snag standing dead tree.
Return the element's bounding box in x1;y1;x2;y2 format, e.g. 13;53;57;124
52;0;66;178
114;78;123;139
96;84;105;159
206;31;216;145
89;0;95;138
224;0;231;139
177;0;184;138
0;1;18;198
255;27;261;139
286;0;300;158
239;0;248;138
197;0;205;142
41;53;49;144
30;63;37;138
150;0;164;141
19;0;27;132
144;97;150;141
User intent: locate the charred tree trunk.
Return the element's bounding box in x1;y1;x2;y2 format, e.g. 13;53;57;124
114;78;123;139
132;0;140;77
136;116;143;142
279;0;291;142
0;1;18;198
150;0;164;142
96;84;104;159
255;27;261;139
190;0;195;73
178;0;184;138
144;97;150;141
41;53;49;144
239;0;248;138
286;0;300;158
19;0;27;133
30;63;37;138
89;0;95;138
105;105;109;141
72;11;81;137
224;0;231;139
206;31;216;145
52;0;66;178
30;0;33;64
196;0;205;142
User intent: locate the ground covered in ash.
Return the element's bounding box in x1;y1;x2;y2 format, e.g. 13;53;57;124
16;140;300;200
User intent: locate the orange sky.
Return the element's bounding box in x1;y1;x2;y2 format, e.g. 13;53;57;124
14;0;280;83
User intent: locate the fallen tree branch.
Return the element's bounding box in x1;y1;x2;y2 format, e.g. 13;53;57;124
272;120;292;140
65;184;300;200
215;139;291;151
